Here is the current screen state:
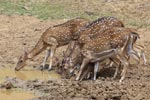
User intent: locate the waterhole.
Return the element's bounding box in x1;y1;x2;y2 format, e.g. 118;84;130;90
0;68;61;83
0;67;61;100
0;89;35;100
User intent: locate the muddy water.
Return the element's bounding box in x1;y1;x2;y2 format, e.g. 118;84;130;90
0;89;35;100
0;68;61;100
0;68;61;83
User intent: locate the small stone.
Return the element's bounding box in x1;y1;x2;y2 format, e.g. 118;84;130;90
5;82;14;89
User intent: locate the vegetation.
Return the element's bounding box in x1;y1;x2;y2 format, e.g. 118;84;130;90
0;0;149;28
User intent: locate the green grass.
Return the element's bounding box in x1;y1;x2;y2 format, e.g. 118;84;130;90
0;1;26;15
0;0;122;20
0;0;99;20
0;0;149;28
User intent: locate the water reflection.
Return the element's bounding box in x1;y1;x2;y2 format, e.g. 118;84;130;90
0;89;35;100
0;68;61;83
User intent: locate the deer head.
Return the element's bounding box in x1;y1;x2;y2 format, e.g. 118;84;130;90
15;49;28;71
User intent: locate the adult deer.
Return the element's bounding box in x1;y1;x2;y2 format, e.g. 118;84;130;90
62;17;144;80
75;27;140;83
73;16;124;42
61;16;125;70
15;18;90;71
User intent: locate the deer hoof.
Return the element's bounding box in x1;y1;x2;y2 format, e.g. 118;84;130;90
75;77;80;81
144;63;149;66
39;65;44;71
48;68;52;71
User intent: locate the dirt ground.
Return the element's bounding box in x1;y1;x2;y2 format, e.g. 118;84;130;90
0;15;69;68
0;12;150;100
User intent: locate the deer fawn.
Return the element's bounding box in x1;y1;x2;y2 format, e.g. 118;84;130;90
15;18;90;71
75;27;140;83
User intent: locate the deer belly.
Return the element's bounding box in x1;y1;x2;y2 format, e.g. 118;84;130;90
57;38;71;46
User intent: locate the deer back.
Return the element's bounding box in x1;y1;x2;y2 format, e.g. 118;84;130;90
42;18;90;46
81;27;137;58
76;17;124;44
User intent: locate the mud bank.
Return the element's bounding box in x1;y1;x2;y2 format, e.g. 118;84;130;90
1;62;150;100
1;73;150;100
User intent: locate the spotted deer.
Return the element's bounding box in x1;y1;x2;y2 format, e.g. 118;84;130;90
73;16;124;42
63;46;121;80
61;16;125;78
75;27;140;83
67;38;145;81
72;17;145;64
15;18;90;71
62;17;144;81
61;17;125;70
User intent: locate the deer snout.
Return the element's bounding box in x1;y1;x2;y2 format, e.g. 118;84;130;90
15;67;19;71
14;67;21;71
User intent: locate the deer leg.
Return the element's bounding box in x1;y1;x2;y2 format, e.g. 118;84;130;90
70;65;78;74
105;60;114;68
113;61;121;79
134;44;147;65
80;66;91;81
127;39;140;61
109;61;114;67
48;46;56;71
95;49;129;83
117;55;129;83
109;57;120;79
128;50;140;62
93;62;99;80
41;48;51;70
125;34;140;62
113;65;119;79
66;41;76;57
92;49;118;62
141;51;147;65
112;36;128;82
76;58;90;81
87;72;91;79
69;65;79;78
92;50;119;80
119;64;127;83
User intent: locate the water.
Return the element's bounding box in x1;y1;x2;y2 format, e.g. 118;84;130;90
0;68;61;83
0;67;61;100
0;89;35;100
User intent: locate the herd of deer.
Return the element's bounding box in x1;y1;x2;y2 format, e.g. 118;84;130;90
14;16;147;83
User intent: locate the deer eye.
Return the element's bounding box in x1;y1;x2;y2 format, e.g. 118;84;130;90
20;60;23;62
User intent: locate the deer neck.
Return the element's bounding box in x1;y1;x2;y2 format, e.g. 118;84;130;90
27;38;47;59
27;52;34;59
27;46;45;59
